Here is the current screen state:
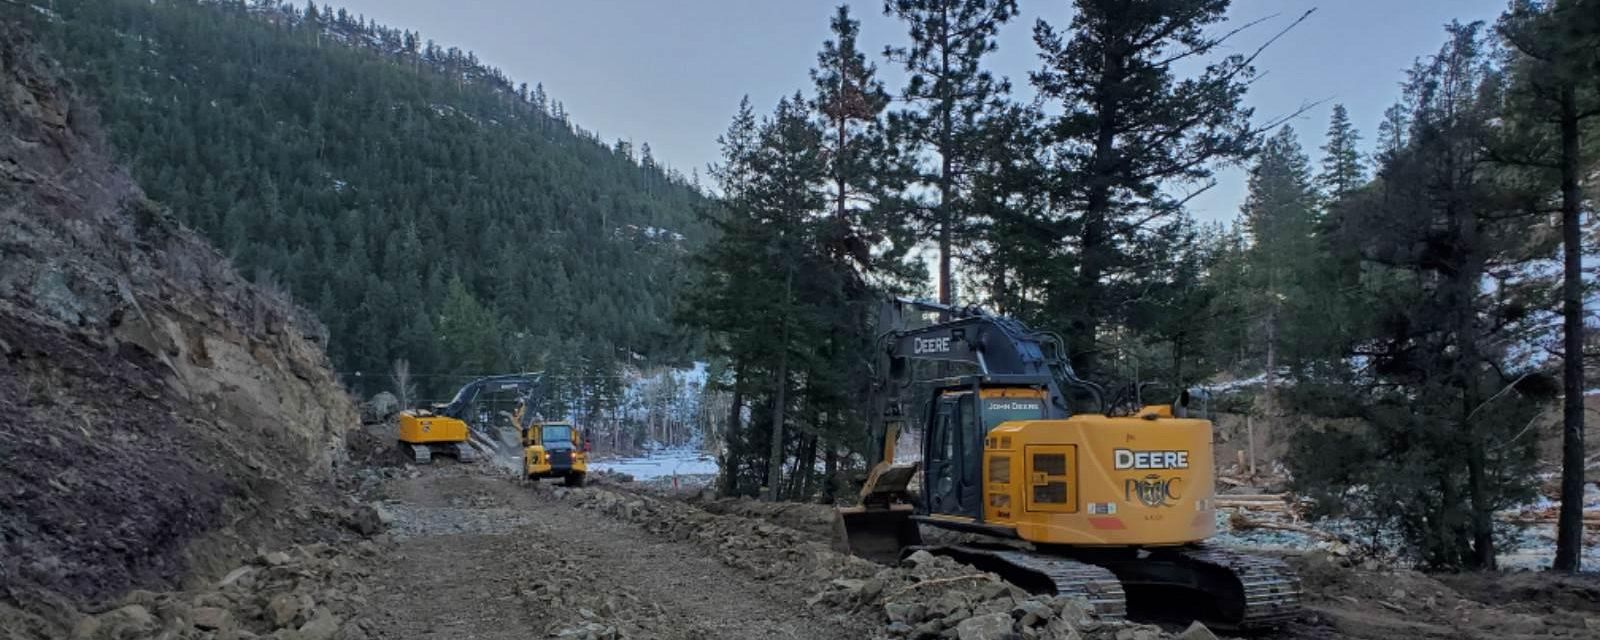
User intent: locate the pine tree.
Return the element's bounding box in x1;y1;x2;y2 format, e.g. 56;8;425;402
1240;127;1319;407
438;275;503;376
1290;23;1555;569
1317;104;1366;201
884;0;1017;305
810;5;902;277
1029;0;1257;378
1496;0;1600;573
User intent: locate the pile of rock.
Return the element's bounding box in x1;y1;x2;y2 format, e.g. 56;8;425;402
360;392;400;425
68;544;380;640
561;487;1193;640
806;550;1189;640
588;469;636;485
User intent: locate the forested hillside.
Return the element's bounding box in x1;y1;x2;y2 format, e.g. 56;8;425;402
14;0;711;396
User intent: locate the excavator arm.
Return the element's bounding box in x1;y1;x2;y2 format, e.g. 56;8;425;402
433;373;543;424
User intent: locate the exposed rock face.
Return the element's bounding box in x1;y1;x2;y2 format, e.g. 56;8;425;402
0;29;357;634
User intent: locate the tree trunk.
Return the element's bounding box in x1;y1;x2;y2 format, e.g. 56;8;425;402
789;433;817;500
719;361;744;497
1263;289;1279;416
1467;435;1496;569
1069;43;1124;379
823;440;838;501
937;12;955;306
1171;334;1185;401
1436;475;1462;567
766;271;793;502
1553;83;1586;572
1074;205;1107;377
837;113;849;222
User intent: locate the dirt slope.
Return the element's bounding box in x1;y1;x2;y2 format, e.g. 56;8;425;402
0;28;358;637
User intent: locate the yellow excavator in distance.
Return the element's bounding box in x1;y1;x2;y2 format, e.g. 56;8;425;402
835;300;1300;630
396;374;540;463
512;402;589;486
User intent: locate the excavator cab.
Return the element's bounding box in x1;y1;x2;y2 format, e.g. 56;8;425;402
925;385;1049;520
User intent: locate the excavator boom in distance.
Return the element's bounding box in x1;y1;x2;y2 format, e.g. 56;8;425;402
396;373;541;463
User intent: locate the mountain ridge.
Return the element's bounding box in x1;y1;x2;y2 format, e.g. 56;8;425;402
13;0;712;396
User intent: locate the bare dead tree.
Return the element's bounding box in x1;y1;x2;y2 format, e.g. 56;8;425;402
391;358;416;410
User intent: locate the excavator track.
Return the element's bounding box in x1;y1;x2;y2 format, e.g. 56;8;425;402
406;443;432;464
914;545;1127;620
1160;544;1301;629
918;543;1298;630
1080;543;1300;630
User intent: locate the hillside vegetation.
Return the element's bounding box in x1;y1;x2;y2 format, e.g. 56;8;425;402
15;0;711;396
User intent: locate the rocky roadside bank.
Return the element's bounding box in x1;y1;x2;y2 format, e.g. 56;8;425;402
62;541;383;640
556;485;1204;640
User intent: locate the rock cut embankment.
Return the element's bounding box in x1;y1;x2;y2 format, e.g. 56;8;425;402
0;27;359;637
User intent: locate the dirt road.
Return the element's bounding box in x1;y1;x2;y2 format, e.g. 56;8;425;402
356;468;873;640
333;464;1600;640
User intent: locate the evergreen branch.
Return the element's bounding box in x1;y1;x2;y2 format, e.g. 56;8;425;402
1256;99;1331;132
1218;9;1318;84
1154;12;1281;68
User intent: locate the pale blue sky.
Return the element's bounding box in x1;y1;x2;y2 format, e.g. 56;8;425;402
331;0;1508;223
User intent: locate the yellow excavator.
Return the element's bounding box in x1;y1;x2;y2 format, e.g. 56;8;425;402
512;401;589;486
396;374;540;463
835;300;1300;629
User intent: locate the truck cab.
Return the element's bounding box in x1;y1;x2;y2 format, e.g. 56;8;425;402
522;421;588;486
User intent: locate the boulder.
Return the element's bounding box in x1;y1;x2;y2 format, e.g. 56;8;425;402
269;594;313;628
346;504;385;536
89;605;156;638
1013;600;1053;627
263;551;293;566
218;566;255;588
363;392;400;424
1113;627;1164;640
956;612;1015;640
1175;621;1216;640
297;610;341;640
903;550;936;567
192;606;233;631
885;602;927;624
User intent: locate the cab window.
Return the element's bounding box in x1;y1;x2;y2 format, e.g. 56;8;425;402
541;425;573;448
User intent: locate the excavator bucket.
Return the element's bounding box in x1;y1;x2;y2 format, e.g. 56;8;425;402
833;462;923;563
833;504;922;564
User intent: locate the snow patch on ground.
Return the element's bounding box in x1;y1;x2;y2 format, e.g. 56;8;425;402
591;444;718;481
1212;494;1600;572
